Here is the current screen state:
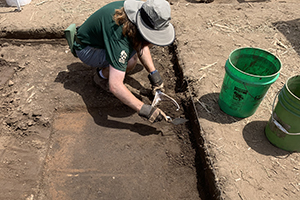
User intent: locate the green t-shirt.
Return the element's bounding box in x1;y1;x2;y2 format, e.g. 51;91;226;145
74;1;134;72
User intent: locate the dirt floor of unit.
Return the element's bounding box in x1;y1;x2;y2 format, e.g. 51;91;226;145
0;40;207;200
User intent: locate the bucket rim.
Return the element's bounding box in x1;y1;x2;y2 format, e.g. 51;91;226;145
228;47;282;78
286;75;300;101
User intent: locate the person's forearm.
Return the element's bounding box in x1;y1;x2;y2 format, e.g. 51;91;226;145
109;80;144;112
138;45;156;73
108;65;145;112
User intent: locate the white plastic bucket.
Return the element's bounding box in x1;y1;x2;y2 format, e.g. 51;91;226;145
6;0;31;6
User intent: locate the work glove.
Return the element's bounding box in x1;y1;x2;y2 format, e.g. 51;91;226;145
138;104;168;123
148;70;164;95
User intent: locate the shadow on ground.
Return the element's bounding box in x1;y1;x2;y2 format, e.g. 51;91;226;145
54;62;161;136
273;18;300;57
196;93;243;124
242;120;290;156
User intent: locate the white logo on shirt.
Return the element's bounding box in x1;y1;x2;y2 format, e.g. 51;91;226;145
119;50;127;64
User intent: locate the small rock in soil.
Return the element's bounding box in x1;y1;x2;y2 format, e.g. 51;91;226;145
8;80;14;86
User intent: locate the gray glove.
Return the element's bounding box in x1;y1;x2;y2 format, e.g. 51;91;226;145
148;70;164;95
138;104;167;123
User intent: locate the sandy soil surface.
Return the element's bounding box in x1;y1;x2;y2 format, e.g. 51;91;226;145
0;0;300;200
172;1;300;199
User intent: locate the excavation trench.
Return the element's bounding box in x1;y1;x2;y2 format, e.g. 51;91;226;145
0;37;219;199
169;41;221;200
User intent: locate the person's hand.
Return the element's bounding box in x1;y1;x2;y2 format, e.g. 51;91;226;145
148;70;164;95
138;104;168;123
152;82;164;95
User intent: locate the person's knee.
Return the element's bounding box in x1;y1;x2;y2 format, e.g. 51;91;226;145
130;54;138;65
127;54;138;72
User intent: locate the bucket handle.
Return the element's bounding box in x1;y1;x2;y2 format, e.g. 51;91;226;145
271;89;300;135
16;0;21;11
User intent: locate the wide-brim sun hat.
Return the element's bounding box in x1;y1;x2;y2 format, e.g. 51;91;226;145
124;0;175;46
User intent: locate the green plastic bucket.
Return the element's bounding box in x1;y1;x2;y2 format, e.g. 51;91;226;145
218;47;281;118
265;75;300;152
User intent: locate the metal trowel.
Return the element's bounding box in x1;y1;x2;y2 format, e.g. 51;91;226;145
170;117;189;125
151;90;188;125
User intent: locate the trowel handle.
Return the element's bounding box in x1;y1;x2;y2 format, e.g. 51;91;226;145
166;116;172;122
